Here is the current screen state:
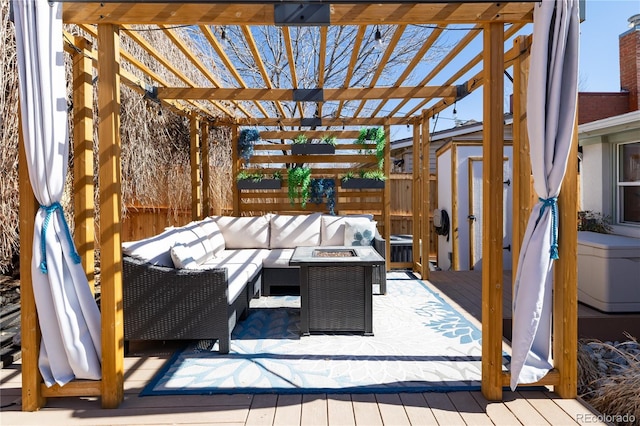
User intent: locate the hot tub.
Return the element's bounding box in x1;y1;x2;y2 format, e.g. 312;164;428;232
577;231;640;313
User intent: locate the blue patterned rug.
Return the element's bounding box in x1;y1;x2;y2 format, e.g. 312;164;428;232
141;272;504;395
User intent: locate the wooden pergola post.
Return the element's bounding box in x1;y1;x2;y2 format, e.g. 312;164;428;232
412;120;421;272
553;120;579;398
18;107;45;411
420;112;431;279
511;35;532;277
97;23;124;408
231;124;240;215
201;123;211;217
190;115;202;221
72;36;95;293
481;22;505;401
383;122;392;271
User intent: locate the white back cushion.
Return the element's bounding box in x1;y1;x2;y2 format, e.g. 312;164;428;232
269;213;322;249
175;221;214;265
122;226;185;267
210;215;271;249
198;218;225;256
320;215;374;246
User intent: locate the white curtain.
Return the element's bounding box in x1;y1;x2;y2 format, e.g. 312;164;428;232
14;0;101;387
510;0;579;390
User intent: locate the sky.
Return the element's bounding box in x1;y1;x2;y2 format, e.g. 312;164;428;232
389;0;640;141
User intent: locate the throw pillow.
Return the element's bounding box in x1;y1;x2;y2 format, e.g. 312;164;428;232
170;243;199;269
343;221;377;246
320;215;374;246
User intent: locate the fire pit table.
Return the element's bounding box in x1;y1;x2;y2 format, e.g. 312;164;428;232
289;246;385;336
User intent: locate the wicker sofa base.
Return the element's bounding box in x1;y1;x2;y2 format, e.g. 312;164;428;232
123;256;260;354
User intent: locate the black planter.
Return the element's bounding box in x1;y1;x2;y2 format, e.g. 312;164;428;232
341;178;385;189
237;179;282;190
291;143;335;155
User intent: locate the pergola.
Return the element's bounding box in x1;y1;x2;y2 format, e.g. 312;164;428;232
17;0;579;410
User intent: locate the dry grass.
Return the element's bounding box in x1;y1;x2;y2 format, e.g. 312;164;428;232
578;334;640;425
0;0;20;274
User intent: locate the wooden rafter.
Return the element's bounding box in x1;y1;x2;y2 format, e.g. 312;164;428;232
370;26;445;117
69;27;193;116
158;25;253;117
421;32;532;119
405;22;525;117
282;27;302;117
198;25;270;118
316;26;328;120
352;24;407;118
335;25;367;119
122;25;234;117
389;23;483;117
240;25;288;118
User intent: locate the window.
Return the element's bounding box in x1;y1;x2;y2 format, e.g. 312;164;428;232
617;141;640;225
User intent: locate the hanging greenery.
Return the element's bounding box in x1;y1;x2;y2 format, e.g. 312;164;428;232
238;128;260;161
355;127;386;169
287;166;312;208
309;178;336;215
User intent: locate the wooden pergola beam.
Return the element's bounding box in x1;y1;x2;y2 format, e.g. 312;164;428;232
220;117;413;126
63;3;535;26
157;86;458;101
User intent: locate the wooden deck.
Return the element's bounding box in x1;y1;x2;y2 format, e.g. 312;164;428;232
0;272;611;424
426;270;640;343
1;355;605;425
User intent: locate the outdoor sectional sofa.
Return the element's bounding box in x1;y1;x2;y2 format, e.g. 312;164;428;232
122;212;386;353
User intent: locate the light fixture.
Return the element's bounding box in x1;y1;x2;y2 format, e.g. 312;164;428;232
374;26;385;51
220;26;228;48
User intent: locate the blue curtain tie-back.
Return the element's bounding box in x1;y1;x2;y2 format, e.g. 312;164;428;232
537;196;559;260
39;202;81;274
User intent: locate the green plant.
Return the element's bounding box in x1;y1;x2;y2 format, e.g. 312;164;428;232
238;128;260;161
578;211;612;234
355;127;385;169
287;166;312;208
342;171;356;181
272;170;282;181
293;134;308;144
321;135;337;146
236;170;264;181
360;169;387;181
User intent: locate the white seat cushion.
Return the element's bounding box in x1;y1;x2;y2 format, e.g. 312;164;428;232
320;215;375;246
204;249;271;273
269;213;322;249
262;249;296;268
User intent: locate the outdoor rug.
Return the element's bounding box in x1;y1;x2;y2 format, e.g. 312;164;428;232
141;271;504;395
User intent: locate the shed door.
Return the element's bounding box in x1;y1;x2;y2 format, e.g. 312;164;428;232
468;158;512;270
